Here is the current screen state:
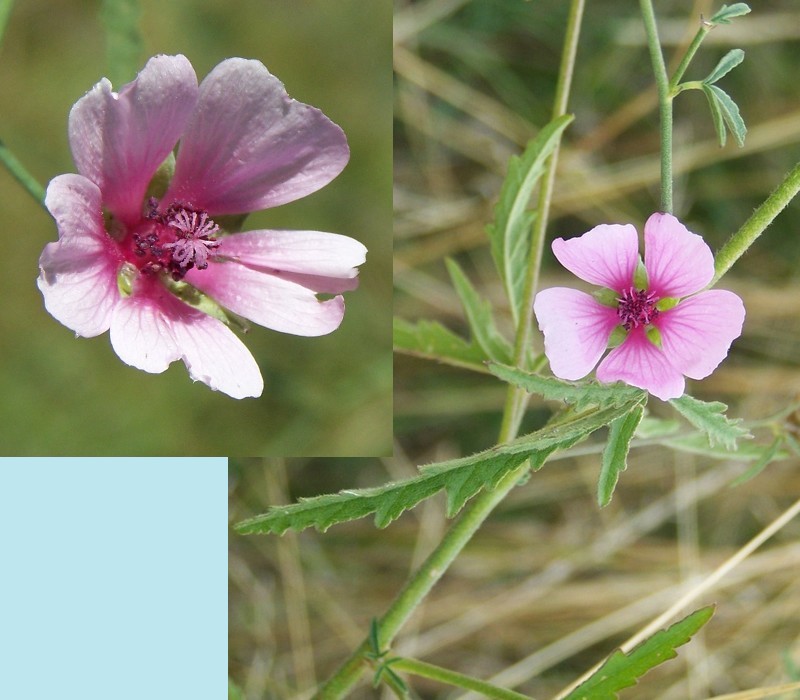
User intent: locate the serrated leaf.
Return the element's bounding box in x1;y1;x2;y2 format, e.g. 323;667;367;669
486;114;574;325
709;3;751;24
709;84;747;147
702;49;744;85
101;0;143;86
635;416;680;439
564;606;715;700
729;437;785;487
235;397;644;535
669;394;751;450
663;433;784;462
598;405;645;507
393;317;489;373
702;83;728;147
487;362;646;411
445;258;513;364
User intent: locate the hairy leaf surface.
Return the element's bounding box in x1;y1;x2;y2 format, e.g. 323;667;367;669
393;317;489;373
669;394;751;450
598;404;645;507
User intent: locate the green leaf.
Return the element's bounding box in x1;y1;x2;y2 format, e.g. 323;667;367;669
702;83;728;147
564;606;715;700
664;433;784;462
634;416;680;439
709;84;747;147
729;437;785;487
709;3;751;24
486;114;574;326
702;48;744;85
598;405;645;507
669;394;751;450
445;258;513;364
487;363;646;412
101;0;143;86
393;317;489;373
235;397;644;535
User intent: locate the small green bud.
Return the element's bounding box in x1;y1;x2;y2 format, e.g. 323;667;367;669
656;296;680;311
633;256;649;290
607;325;627;348
592;287;620;307
645;324;663;347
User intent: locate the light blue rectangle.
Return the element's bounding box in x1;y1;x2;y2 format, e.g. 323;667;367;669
0;458;227;699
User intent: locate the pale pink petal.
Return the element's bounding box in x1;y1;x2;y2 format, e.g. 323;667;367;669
69;54;198;225
109;285;263;398
596;328;685;400
533;288;619;380
185;262;345;336
657;290;745;380
552;224;639;291
644;213;714;297
165;58;349;215
216;229;366;278
37;175;121;337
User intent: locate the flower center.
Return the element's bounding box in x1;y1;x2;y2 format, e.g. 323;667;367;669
128;200;220;280
617;287;659;330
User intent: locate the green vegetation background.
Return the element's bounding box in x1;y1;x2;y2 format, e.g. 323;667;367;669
0;0;392;455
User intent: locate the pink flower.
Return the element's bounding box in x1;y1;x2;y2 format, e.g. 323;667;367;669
533;213;745;400
37;55;367;399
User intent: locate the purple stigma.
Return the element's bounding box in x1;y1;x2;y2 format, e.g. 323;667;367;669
617;287;660;330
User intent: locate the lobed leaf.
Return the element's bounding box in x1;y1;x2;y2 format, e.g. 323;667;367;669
445;258;514;364
664;433;784;462
669;394;751;450
486;114;574;325
709;3;751;24
487;363;646;412
564;606;715;700
393;317;489;373
235;398;644;536
598;405;645;507
702;48;744;85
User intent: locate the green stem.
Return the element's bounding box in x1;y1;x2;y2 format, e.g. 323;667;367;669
668;21;712;91
500;0;585;442
0;140;47;210
640;0;672;214
389;657;533;700
314;462;532;699
711;160;800;286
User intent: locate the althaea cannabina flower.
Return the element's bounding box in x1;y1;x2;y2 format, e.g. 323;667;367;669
38;54;367;399
533;213;745;400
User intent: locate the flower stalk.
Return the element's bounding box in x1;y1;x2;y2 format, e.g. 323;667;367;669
0;139;46;210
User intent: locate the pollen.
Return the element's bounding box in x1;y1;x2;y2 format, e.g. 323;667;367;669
617;287;660;330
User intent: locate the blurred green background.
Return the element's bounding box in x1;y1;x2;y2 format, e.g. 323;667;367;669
0;0;392;455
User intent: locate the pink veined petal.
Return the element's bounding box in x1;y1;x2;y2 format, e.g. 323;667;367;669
644;212;714;297
596;328;685;400
185;262;346;336
37;175;121;337
533;288;619;380
552;223;639;291
216;229;367;279
165;58;349;215
657;290;745;380
69;54;198;225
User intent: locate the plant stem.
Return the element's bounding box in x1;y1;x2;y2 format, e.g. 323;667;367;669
500;0;585;442
314;461;532;699
711;160;800;286
0;140;47;210
639;0;672;213
389;657;534;700
668;20;712;91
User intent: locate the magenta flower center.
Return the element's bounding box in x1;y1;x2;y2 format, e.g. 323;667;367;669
126;200;220;280
617;287;660;330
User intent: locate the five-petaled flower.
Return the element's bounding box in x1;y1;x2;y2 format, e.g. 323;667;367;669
38;54;367;399
533;213;745;400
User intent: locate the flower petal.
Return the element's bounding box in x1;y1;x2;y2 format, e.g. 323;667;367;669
110;285;263;398
552;224;639;291
658;290;745;380
166;58;349;215
533;288;619;380
185;262;346;336
37;175;120;337
644;212;714;297
69;54;198;224
596;328;685;400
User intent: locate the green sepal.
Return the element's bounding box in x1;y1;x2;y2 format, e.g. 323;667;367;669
103;209;126;242
117;262;137;297
163;277;251;333
607;325;627;348
593;287;620;308
633;256;648;290
645;324;662;348
656;296;679;311
144;151;175;202
215;213;249;234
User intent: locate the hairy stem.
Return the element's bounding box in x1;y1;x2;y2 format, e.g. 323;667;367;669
0;140;46;210
500;0;585;442
711;160;800;286
639;0;672;214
